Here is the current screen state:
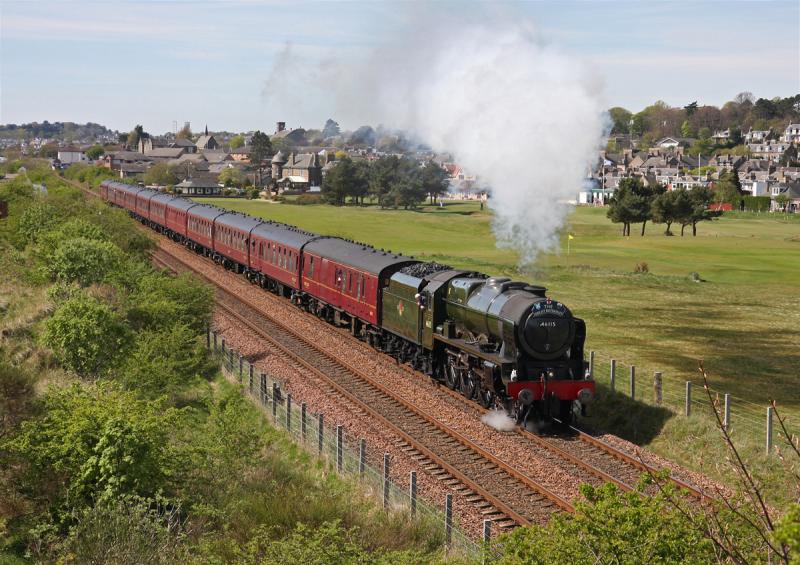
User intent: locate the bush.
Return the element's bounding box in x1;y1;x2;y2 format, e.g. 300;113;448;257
742;195;771;213
18;202;58;244
57;496;187;564
634;261;649;274
41;293;130;378
119;324;213;398
127;272;212;332
47;237;125;286
285;194;323;206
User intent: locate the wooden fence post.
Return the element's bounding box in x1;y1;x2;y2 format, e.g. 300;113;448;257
213;331;218;350
286;394;292;432
301;403;307;443
410;471;417;516
723;393;730;430
482;520;492;565
260;373;267;405
653;372;662;405
766;406;773;455
206;327;211;349
238;355;244;381
336;425;344;473
318;413;324;456
610;359;616;392
248;365;254;393
359;438;366;477
272;383;278;420
685;381;692;416
589;350;595;379
444;494;453;547
629;366;636;399
383;453;390;509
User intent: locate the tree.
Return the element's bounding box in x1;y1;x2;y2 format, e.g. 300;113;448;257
176;124;192;140
419;160;450;204
608;107;632;134
143;162;178;187
683;186;717;236
714;169;743;208
322;119;341;138
681;120;694;138
218;167;246;188
321;157;367;206
229;134;245;149
41;294;130;378
127;125;145;151
780;145;799;167
85;144;104;160
350;125;375;146
684;101;698;116
249;131;272;185
774;193;790;213
651;189;691;236
606;178;662;236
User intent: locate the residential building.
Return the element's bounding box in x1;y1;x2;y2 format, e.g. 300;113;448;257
748;141;791;159
272;151;322;190
783;124;800;144
744;129;770;144
57;146;87;164
145;147;185;160
174;175;221;196
711;129;730;144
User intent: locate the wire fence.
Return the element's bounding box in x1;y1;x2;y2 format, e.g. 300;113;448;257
587;349;794;457
208;328;493;561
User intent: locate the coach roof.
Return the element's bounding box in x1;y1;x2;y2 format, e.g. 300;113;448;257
188;204;225;222
251;220;320;249
151;193;178;206
166;196;198;212
304;237;418;275
215;212;263;233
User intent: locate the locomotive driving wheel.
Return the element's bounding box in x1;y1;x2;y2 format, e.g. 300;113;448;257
478;389;496;409
460;369;478;400
445;363;460;390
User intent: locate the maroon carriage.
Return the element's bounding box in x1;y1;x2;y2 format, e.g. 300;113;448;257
186;204;224;251
249;221;317;293
302;238;416;327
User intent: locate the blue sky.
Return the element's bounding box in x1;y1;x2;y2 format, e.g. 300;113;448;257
1;0;798;134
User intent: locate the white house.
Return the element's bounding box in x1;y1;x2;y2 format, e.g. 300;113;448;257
783;124;800;144
744;129;770;144
748;141;791;159
57;146;87;164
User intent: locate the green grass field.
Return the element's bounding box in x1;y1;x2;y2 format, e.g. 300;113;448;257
202;198;799;409
200;198;800;505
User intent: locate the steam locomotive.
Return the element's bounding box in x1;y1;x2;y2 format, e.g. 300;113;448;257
101;180;595;425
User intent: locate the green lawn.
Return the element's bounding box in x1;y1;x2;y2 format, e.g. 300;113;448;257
202;198;800;412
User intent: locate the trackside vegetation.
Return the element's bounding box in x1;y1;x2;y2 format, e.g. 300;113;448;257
1;161;797;563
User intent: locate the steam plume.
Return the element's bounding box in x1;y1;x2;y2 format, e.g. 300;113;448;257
265;19;607;266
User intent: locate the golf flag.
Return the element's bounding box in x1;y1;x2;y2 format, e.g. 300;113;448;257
568;234;574;240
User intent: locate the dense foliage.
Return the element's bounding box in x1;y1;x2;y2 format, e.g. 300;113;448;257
322;156;450;208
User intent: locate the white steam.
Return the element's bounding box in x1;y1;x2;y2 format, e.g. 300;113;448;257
480;409;517;432
265;19;606;266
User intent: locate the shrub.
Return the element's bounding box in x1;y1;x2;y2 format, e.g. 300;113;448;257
18;202;58;243
634;261;649;274
286;194;323;206
127;272;212;333
47;237;125;286
41;293;130;378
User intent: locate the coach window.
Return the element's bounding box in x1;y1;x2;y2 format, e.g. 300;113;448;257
309;257;315;277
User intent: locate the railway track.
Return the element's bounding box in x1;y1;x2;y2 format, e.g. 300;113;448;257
71;179;705;508
152;248;571;528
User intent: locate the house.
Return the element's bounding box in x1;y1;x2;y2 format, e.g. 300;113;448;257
273;152;322;189
271;123;307;146
744;129;770;144
709;154;746;171
174;175;221;196
772;181;800;212
202;150;232;165
229;147;251;162
57;146;87;164
195;126;219;151
170;138;197;154
748;141;791;159
120;163;149;179
100;151;153;172
711;130;730;144
783;124;800;144
655;137;695;149
145;147;185;160
139;137;168;154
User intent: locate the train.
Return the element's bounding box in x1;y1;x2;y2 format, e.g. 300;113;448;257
100;180;595;425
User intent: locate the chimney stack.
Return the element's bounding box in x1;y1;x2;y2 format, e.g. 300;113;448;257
276;121;286;133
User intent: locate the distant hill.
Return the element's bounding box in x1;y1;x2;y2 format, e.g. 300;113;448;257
0;121;116;141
